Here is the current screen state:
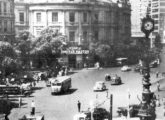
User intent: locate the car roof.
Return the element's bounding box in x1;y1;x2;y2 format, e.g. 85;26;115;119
96;81;104;84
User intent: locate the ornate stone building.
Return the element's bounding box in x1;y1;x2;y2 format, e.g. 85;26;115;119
15;0;131;46
0;0;15;43
15;0;131;67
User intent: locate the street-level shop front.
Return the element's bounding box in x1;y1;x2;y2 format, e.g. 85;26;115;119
60;47;89;68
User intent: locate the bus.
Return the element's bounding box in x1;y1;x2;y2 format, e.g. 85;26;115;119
51;76;71;95
116;58;128;66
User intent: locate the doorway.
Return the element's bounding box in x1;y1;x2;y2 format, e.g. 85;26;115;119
68;55;76;68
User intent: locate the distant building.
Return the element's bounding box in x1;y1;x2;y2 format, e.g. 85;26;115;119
130;0;151;46
0;0;15;43
15;0;131;68
150;0;165;44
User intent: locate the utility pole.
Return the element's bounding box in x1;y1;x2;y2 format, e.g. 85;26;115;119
109;94;113;120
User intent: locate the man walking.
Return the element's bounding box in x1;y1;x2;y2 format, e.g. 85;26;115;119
156;71;159;78
77;101;81;112
31;100;35;115
19;97;22;108
157;81;160;91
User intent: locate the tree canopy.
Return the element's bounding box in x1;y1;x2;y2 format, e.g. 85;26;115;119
0;41;20;76
31;27;65;68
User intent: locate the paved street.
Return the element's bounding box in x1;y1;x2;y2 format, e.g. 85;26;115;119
8;64;164;120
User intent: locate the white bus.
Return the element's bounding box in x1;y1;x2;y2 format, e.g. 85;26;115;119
51;76;71;95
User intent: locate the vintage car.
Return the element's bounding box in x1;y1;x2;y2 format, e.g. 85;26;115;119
121;65;131;72
117;104;140;117
93;81;106;91
149;60;158;68
134;65;141;72
111;74;122;85
74;107;109;120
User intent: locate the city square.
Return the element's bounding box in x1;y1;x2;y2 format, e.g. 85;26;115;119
0;0;165;120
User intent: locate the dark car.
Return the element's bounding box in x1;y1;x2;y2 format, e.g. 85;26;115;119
117;104;141;117
111;74;122;85
134;65;141;72
149;60;158;68
83;108;110;120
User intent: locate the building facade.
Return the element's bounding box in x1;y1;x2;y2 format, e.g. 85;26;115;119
0;0;15;43
130;0;151;46
15;0;131;68
150;0;165;44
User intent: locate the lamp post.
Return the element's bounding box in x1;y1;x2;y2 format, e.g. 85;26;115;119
106;90;113;120
137;15;156;120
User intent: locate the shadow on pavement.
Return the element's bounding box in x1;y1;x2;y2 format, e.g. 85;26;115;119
32;87;44;91
52;88;78;96
111;83;124;86
67;71;78;75
93;89;109;92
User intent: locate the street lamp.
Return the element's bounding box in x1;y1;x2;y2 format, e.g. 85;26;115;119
137;15;156;120
106;90;113;120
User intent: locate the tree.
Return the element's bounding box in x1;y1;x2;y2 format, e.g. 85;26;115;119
95;44;113;66
15;31;34;68
32;27;65;68
0;41;20;76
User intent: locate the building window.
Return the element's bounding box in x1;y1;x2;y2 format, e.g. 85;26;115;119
36;31;40;36
94;13;98;23
10;3;12;14
19;12;24;24
152;9;158;13
155;20;158;24
11;21;13;32
154;26;158;30
69;31;75;42
0;21;2;32
83;12;87;23
4;21;7;32
4;2;7;15
83;31;87;42
69;0;74;1
36;13;41;22
82;0;86;2
0;2;1;15
152;14;158;18
52;12;58;22
152;3;158;7
69;12;75;22
94;31;98;41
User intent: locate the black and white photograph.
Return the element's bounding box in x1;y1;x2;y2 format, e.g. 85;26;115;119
0;0;165;120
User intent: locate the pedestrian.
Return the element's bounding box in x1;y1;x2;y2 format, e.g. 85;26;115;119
156;71;159;78
163;98;165;116
19;97;22;108
156;95;160;107
157;81;160;91
31;100;35;115
77;101;81;112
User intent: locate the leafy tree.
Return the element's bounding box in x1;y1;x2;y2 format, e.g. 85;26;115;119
15;31;34;68
0;41;20;76
95;44;113;66
32;27;65;68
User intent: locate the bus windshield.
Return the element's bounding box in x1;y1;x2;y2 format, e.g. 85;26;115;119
52;83;61;86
